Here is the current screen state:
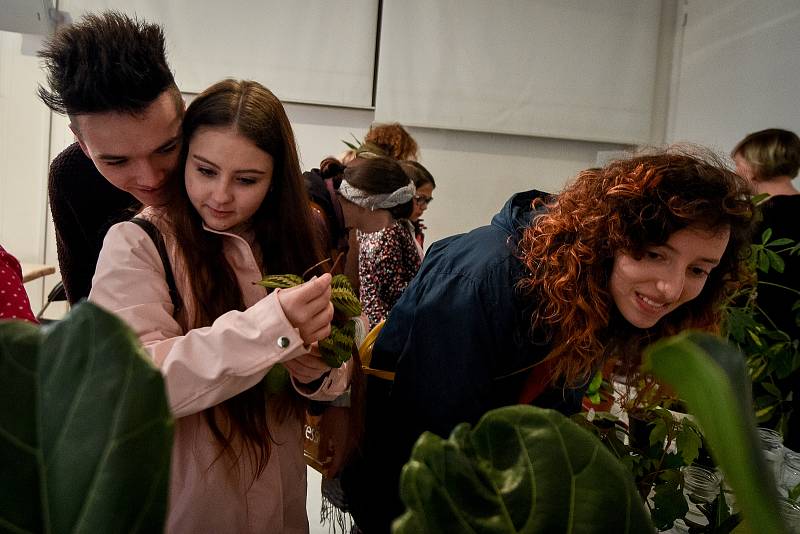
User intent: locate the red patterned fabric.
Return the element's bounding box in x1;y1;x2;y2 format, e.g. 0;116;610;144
0;245;38;323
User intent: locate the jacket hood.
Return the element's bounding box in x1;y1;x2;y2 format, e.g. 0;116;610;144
490;189;551;240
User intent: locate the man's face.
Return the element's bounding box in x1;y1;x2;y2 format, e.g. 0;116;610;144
71;90;183;206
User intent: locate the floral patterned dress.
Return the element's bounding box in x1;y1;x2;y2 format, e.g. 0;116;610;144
357;220;422;328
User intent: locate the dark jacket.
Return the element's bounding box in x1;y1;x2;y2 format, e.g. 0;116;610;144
303;168;348;254
755;195;800;450
342;190;584;533
48;143;140;304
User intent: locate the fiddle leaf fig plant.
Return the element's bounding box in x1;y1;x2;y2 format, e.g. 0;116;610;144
0;302;173;533
393;405;654;534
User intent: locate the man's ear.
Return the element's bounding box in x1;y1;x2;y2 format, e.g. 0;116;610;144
69;122;91;159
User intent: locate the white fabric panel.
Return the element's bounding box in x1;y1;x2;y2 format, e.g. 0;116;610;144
59;0;378;107
375;0;662;144
669;0;800;154
0;31;51;310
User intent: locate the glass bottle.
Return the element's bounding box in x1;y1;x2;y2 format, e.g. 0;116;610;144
781;449;800;497
779;497;800;534
758;427;785;483
673;465;721;532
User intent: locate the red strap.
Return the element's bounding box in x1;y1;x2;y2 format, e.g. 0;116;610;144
518;360;556;405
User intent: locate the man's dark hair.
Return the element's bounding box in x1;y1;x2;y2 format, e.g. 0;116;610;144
37;11;177;116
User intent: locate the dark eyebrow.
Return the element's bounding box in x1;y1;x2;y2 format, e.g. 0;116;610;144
154;136;180;152
96;153;127;162
192;154;268;174
192;154;220;169
96;135;180;161
657;243;721;265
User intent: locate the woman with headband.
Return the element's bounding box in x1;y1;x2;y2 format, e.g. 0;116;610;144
322;155;421;328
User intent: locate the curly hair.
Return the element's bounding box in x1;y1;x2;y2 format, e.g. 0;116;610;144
517;146;755;386
364;122;419;160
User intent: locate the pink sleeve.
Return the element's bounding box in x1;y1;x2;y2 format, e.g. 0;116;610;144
89;222;308;417
288;358;352;401
0;246;37;324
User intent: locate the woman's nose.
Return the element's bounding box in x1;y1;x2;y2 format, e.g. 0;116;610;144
212;183;233;203
655;270;684;302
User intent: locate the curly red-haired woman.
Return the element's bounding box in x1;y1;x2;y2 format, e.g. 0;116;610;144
342;146;755;533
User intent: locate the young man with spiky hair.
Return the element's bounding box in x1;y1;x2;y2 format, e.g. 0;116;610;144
38;11;184;304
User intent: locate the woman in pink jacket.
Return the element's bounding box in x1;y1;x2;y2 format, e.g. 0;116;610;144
89;79;351;533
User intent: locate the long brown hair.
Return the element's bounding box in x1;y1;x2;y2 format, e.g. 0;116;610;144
165;79;325;476
518;146;755;386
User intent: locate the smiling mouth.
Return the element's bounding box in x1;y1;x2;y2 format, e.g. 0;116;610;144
636;292;669;311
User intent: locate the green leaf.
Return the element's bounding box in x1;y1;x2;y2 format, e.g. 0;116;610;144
757;251;771;273
714;489;731;527
586;369;603;395
0;302;173;533
761;228;773;244
761;381;783;399
393;405;653;533
318;319;355;367
766;250;785;273
755;404;777;420
256;273;304;289
675;425;701;466
767;238;794;247
342;139;359;150
649;418;668;447
651;480;688;531
643;332;788;534
331;275;362;317
790;482;800;501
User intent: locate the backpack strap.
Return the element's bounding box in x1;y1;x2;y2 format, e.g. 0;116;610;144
130;217;183;314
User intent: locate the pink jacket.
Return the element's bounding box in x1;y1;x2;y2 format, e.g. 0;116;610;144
89;211;350;533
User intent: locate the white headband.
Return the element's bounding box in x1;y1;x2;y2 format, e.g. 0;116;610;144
338;180;416;211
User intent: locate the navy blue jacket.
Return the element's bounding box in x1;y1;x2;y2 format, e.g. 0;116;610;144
342;190;584;533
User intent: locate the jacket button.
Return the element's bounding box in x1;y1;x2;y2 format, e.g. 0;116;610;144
277;336;290;349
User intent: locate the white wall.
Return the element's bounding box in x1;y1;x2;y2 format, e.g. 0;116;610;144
405;128;626;245
286;103;628;246
668;0;800;152
0;30;51;314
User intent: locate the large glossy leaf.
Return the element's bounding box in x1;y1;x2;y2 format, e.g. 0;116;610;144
0;302;173;533
393;405;653;533
643;331;787;534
